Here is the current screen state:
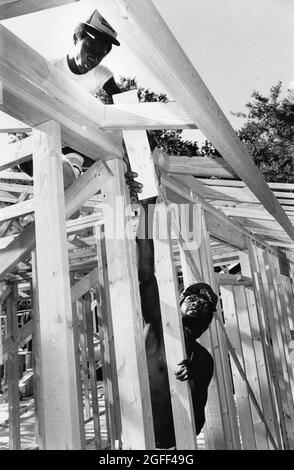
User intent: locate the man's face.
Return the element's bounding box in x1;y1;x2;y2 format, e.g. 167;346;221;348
180;293;212;337
73;35;110;73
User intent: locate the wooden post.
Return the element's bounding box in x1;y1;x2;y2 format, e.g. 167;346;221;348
95;227;122;449
32;119;83;449
220;284;256;449
7;282;21;449
76;299;91;421
31;251;45;449
101;158;155;449
113;90;158;199
154;199;197;450
200;210;241;450
84;292;101;449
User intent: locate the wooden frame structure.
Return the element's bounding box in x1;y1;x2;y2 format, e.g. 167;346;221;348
0;0;294;450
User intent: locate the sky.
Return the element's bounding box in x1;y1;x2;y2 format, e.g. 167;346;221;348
1;0;294;147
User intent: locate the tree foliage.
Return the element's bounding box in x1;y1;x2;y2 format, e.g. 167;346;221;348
232;82;294;183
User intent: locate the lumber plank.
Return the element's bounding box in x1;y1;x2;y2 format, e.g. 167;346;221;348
0;198;33;223
95;227;122;449
200;212;241;449
154;200;197;450
114;90;158;199
32;119;83;449
0;182;33;194
0;169;32;181
84;292;101;449
153;154;237;179
220;207;294;221
103;100;197;130
0;0;80;20
153;149;238;203
101;158;155;449
91;0;294;241
30;252;45;447
76;300;91;421
0;190;17;203
6;283;21;449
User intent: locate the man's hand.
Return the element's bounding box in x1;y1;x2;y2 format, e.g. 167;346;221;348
175;359;191;381
124;170;143;202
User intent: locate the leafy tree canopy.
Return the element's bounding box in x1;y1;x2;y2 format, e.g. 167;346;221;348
232;82;294;183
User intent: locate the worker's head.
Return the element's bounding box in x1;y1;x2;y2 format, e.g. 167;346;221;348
71;10;120;74
179;283;218;338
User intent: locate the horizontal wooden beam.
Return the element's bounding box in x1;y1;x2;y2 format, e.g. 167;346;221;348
153;153;237;179
0;127;31;133
0;191;17;203
92;0;294;241
69;246;96;261
66;212;103;234
155;154;294;206
0;199;33;223
221;207;294;221
197;177;294;192
212;202;294;214
249;227;291;239
0;170;32;181
0;25;122;161
154;150;239;202
103;100;197;130
215;273;252;286
0;182;33;194
0;0;80;20
268;241;294;248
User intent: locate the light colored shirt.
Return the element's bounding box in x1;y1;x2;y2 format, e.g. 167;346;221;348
53;57;113;96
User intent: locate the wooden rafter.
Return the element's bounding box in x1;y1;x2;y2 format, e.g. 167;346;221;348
0;0;80;20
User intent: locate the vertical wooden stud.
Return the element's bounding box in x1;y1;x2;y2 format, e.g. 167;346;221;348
154;199;197;450
32;120;83;449
7;282;20;450
101;158;155;449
